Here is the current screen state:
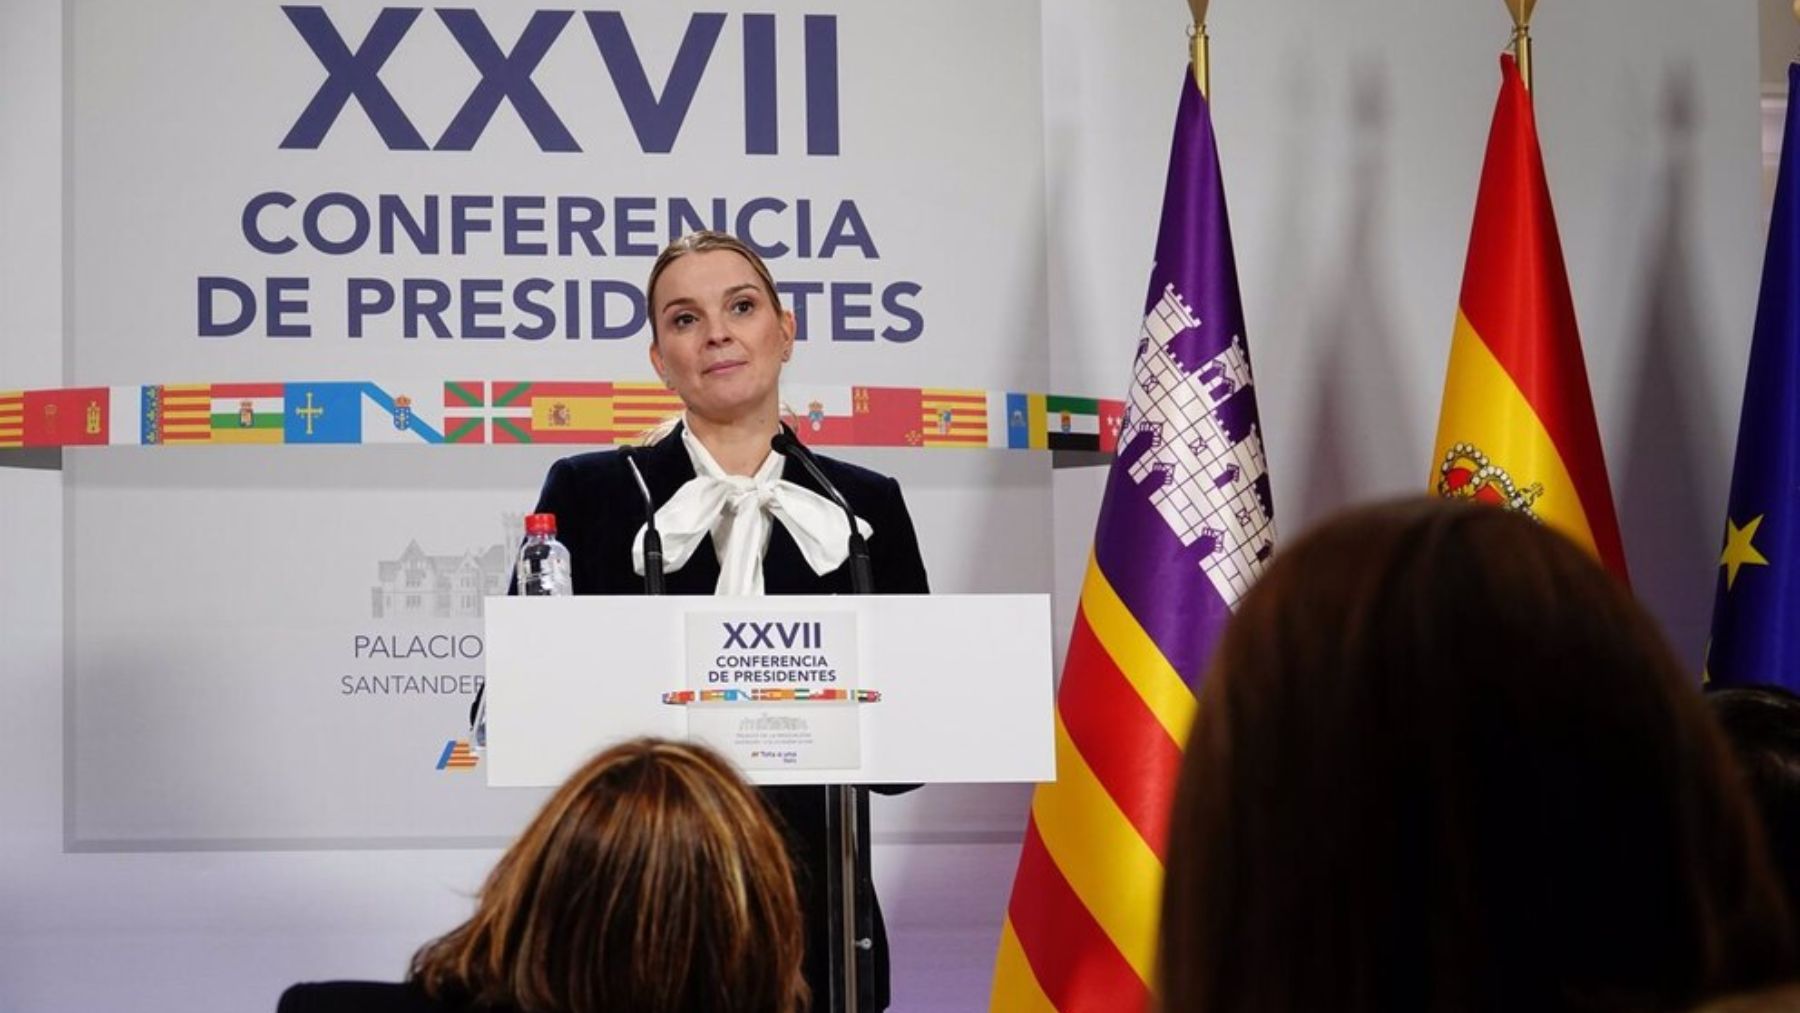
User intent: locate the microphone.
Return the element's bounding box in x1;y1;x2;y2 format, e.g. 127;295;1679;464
772;426;874;595
619;445;665;596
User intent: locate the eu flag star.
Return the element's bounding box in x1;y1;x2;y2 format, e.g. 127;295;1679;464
1721;515;1771;590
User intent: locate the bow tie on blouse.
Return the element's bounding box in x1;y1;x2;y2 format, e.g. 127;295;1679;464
631;425;874;595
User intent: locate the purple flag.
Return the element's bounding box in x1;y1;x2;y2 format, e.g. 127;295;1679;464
993;70;1275;1010
1099;72;1275;687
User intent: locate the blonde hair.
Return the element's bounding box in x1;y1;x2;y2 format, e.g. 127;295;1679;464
640;230;790;444
410;738;807;1013
645;230;783;344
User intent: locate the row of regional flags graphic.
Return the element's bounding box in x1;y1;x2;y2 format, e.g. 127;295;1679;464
992;49;1800;1012
0;382;1125;453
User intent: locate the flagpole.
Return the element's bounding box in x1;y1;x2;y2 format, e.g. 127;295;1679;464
1187;0;1211;99
1504;0;1536;93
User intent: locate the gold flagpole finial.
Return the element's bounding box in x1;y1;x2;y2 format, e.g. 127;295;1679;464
1187;0;1211;99
1504;0;1536;93
1793;0;1799;24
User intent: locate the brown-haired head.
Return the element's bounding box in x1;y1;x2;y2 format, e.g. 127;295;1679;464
410;737;806;1013
1709;685;1800;956
1159;499;1794;1013
646;230;782;343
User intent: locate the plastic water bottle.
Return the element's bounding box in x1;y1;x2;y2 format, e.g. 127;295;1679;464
516;512;572;597
473;513;571;756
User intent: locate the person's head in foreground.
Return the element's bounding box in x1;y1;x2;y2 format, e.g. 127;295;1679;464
1710;684;1800;962
1158;498;1794;1013
411;737;806;1013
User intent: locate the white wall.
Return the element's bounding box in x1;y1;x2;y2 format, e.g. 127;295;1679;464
1045;0;1763;672
0;1;1765;1011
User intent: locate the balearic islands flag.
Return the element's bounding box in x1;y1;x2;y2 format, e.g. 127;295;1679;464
1705;63;1800;691
1429;54;1627;579
990;67;1275;1012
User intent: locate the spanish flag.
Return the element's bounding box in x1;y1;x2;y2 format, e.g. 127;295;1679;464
1429;54;1627;580
991;65;1276;1011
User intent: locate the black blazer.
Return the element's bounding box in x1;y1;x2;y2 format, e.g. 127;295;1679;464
527;423;931;1011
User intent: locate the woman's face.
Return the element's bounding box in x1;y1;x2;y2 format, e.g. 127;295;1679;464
649;250;794;426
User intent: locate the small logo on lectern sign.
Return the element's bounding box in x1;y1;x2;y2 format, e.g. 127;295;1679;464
435;739;479;771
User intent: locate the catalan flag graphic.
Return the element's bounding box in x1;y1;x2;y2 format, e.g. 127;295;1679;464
0;391;22;448
993;67;1275;1012
209;383;285;445
1428;55;1626;579
613;382;685;438
1706;62;1800;690
920;388;988;447
157;384;213;444
435;739;480;771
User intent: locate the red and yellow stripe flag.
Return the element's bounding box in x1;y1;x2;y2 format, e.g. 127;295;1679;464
1430;54;1627;579
993;67;1276;1011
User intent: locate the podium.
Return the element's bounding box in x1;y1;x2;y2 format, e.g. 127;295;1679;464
483;593;1055;1011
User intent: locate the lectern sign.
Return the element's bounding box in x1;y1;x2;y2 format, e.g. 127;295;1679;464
683;610;862;770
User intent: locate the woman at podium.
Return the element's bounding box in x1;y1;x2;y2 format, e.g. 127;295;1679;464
523;230;930;1011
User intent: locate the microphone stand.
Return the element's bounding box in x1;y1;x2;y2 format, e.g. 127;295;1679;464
773;426;873;1013
620;446;665;596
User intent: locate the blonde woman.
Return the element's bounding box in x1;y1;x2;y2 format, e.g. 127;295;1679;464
517;230;930;1010
279;738;807;1013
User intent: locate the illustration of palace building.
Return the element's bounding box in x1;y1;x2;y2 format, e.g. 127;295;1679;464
371;515;521;619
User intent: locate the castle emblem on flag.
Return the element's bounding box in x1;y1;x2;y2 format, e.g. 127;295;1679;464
1059;409;1072;434
1436;442;1543;515
237;400;255;428
86;400;101;435
548;402;571;428
807;400;824;431
1125;284;1275;603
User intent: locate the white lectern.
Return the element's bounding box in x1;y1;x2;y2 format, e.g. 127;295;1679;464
483;593;1055;1011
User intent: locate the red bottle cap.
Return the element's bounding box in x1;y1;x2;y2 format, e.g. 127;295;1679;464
524;513;557;536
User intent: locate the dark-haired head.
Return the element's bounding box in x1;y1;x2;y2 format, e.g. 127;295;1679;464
410;737;806;1013
1710;684;1800;962
1160;499;1793;1013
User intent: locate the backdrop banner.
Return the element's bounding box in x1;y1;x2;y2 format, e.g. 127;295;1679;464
64;0;1047;848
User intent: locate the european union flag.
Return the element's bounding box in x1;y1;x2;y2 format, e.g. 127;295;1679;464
283;382;363;444
1707;63;1800;691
